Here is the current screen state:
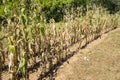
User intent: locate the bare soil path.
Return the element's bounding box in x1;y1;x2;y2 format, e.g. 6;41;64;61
55;28;120;80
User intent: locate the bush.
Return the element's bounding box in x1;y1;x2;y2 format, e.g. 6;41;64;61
40;0;89;22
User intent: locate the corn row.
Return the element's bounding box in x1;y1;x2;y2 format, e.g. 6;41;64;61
0;6;119;80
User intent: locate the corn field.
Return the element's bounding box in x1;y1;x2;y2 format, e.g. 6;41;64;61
0;3;119;80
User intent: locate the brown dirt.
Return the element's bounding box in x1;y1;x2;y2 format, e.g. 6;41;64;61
55;28;120;80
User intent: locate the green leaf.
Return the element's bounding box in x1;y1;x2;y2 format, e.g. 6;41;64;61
19;57;25;69
19;57;25;75
8;45;15;53
40;26;45;36
20;14;27;25
21;66;25;75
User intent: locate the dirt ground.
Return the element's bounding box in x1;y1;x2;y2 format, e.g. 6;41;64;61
55;28;120;80
1;28;120;80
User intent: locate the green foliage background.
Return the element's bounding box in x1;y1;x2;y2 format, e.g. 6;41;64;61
0;0;119;22
0;0;89;22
